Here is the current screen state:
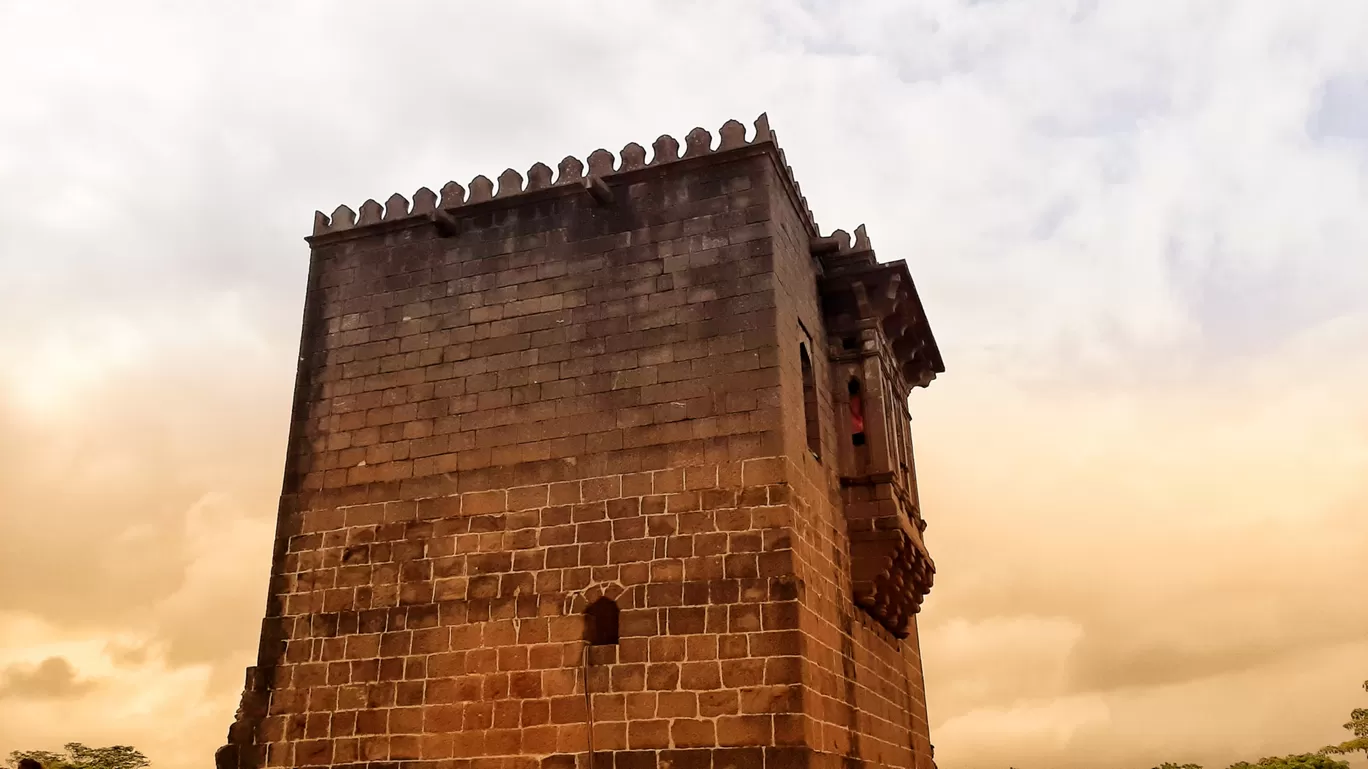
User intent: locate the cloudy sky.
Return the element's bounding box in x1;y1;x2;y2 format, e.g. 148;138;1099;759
1;1;1365;768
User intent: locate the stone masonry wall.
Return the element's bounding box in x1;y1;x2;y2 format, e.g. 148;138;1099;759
224;138;936;769
230;151;822;769
763;163;935;768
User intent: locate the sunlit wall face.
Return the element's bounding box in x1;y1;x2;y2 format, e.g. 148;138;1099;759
1;2;1366;769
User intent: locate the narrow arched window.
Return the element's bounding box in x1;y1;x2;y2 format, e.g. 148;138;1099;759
849;377;866;446
584;597;619;646
800;343;820;459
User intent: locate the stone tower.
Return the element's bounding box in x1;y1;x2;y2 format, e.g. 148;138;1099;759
218;113;944;769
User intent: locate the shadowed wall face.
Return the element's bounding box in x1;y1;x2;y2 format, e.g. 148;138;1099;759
217;122;944;769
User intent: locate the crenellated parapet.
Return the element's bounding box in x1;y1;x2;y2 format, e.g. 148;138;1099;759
309;113;824;241
811;223;876;270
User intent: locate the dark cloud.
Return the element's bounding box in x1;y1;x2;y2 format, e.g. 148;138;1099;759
0;657;95;700
1310;75;1368;141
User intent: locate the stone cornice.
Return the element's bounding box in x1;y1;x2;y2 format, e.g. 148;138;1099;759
819;251;945;392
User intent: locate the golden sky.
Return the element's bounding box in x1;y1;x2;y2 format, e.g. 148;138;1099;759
1;2;1365;768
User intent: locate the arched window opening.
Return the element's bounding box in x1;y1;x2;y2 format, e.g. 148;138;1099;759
584;597;620;646
849;378;866;446
800;344;821;459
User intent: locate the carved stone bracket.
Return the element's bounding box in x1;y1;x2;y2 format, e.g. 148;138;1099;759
850;528;935;638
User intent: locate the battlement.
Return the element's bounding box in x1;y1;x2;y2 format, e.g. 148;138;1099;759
309;113;825;241
302;110;943;388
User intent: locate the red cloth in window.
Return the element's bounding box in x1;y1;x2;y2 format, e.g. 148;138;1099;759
850;394;865;433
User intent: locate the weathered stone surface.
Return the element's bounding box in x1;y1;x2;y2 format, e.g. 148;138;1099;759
219;116;944;769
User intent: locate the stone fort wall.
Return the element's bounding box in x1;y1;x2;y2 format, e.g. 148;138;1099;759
219;115;939;769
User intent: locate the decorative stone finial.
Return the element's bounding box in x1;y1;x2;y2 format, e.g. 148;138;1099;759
556;156;584;184
411;187;437;215
383;193;410;220
439;181;465;208
650;134;680;165
357;199;383;225
853;224;872;252
830;229;852;252
329;205;355;230
526;163;553;191
467;175;494;203
753;113;774;143
495;169;524;198
683;127;712;158
718;119;747;150
586;149;615;177
619;143;647;171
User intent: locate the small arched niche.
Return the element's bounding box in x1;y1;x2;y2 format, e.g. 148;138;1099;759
583;597;620;646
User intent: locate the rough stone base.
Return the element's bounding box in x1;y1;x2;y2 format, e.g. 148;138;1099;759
217;747;889;769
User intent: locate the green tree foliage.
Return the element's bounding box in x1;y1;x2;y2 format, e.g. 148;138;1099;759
1154;763;1203;769
1320;679;1368;761
1225;754;1349;769
6;744;149;769
7;753;64;769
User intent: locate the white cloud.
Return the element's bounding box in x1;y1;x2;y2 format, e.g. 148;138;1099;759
1;1;1366;768
936;693;1113;766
